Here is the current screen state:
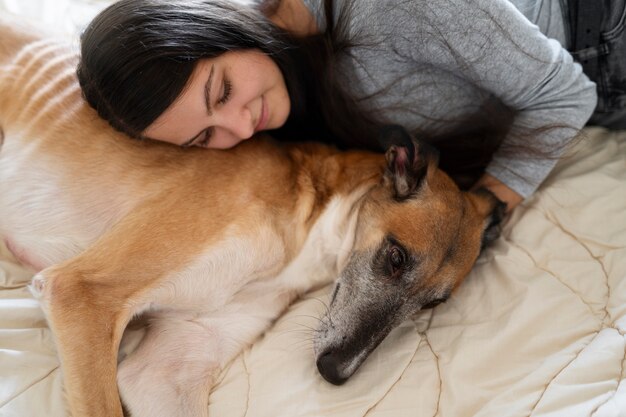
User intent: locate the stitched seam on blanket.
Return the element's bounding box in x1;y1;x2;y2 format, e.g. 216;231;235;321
528;331;599;415
520;205;619;414
537;205;613;324
516;206;610;322
421;331;443;417
422;308;442;417
363;335;424;417
590;338;626;417
241;352;251;417
509;240;600;319
0;365;59;408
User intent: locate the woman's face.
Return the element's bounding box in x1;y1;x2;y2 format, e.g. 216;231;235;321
144;50;290;149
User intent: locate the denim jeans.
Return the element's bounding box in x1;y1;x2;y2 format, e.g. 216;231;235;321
565;0;626;129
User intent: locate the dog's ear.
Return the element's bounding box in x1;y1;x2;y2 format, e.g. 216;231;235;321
379;125;439;200
468;188;506;250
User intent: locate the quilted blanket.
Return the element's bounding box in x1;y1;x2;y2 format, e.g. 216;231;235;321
1;126;625;417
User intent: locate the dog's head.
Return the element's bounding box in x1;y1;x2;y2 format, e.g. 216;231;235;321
314;126;505;385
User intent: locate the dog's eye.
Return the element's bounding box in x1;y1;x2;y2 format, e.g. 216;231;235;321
388;245;406;274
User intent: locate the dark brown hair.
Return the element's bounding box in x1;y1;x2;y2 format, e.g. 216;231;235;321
77;0;306;138
77;0;575;188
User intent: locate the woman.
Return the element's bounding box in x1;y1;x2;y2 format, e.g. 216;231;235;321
78;0;616;211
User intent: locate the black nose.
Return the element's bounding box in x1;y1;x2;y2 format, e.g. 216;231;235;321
316;350;348;385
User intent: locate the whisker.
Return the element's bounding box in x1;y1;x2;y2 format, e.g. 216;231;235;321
308;296;331;313
275;328;318;337
306;296;337;327
284;339;317;353
289;314;325;325
280;319;322;331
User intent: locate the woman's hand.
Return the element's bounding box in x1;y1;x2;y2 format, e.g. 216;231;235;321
268;0;319;36
473;173;523;213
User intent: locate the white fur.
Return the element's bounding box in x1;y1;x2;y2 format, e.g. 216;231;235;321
0;137;365;416
274;189;368;293
0;32;383;417
115;194;365;417
0;133;140;270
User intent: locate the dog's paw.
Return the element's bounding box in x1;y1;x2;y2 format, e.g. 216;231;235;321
29;273;46;299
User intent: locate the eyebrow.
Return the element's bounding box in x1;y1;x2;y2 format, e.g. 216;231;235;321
204;64;215;116
180;64;215;147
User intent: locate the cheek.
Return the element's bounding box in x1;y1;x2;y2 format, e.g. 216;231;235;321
268;67;290;123
273;88;291;127
207;135;245;150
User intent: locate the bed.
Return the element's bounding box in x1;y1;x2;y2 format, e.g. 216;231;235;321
1;124;625;417
1;2;626;414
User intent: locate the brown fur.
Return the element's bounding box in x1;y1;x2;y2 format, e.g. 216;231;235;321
0;15;501;417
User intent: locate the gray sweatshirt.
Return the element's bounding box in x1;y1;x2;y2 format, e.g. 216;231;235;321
302;0;597;198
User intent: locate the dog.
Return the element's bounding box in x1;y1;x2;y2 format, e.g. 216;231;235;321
0;16;503;417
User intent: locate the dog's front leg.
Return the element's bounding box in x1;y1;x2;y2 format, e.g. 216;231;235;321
32;265;129;417
31;203;201;417
117;316;215;417
117;287;297;417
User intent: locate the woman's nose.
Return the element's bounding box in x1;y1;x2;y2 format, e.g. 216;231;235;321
216;105;254;141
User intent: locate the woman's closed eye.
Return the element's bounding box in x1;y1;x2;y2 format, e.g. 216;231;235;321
195;128;214;148
218;78;232;105
197;79;231;147
182;78;232;148
181;127;213;148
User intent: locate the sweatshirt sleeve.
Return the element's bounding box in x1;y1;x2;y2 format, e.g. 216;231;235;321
301;0;598;198
447;0;597;197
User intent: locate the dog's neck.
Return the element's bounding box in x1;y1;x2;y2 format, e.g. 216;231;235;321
263;142;384;289
276;142;384;262
284;142;383;217
286;141;385;203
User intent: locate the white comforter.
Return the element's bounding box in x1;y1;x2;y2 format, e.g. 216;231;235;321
1;127;625;417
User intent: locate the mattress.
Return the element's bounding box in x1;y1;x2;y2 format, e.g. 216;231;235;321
1;126;625;417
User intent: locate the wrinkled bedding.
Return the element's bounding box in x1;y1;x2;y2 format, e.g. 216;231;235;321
1;126;625;417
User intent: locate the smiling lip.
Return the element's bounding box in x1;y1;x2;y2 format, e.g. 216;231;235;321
255;95;269;132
